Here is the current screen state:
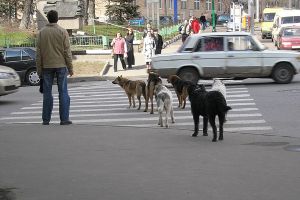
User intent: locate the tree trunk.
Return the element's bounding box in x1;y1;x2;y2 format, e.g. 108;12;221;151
83;0;89;25
19;0;33;29
88;0;96;25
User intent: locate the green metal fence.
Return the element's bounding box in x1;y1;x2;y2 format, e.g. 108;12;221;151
0;25;180;49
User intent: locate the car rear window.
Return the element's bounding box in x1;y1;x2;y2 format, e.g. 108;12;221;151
283;28;300;36
5;50;21;62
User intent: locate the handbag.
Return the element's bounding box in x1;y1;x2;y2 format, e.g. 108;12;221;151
39;78;43;94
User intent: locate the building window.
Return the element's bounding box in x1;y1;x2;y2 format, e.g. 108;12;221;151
169;0;173;9
218;0;222;12
181;0;187;9
206;0;212;11
194;0;200;10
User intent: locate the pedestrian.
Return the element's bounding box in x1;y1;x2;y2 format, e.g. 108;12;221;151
125;28;135;69
143;31;156;70
36;10;73;125
199;13;207;31
191;16;200;34
143;23;152;38
153;29;163;55
181;19;189;43
111;32;127;72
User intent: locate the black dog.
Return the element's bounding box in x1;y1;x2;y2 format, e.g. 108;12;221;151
187;84;232;142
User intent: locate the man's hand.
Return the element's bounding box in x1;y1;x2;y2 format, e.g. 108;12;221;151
69;71;74;77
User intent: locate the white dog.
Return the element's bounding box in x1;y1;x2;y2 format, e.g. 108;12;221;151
154;84;175;128
211;79;227;100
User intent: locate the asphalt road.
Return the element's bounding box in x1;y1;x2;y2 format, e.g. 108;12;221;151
1;34;300;200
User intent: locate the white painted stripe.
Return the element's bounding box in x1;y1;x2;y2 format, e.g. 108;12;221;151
122;124;272;131
27;100;255;109
227;98;253;102
10;107;258;115
1;113;262;120
227;94;250;98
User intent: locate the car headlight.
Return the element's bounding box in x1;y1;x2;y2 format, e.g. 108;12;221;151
0;72;11;79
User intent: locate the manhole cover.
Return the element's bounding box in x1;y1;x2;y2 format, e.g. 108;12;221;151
243;142;289;146
284;145;300;152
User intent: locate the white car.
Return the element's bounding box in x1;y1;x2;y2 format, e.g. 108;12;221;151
150;32;300;84
0;65;21;96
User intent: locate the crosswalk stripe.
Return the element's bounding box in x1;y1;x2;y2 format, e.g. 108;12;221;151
9;107;259;115
0;113;263;120
0;81;273;134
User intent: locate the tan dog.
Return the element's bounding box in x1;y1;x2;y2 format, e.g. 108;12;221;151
167;75;190;109
112;76;146;110
144;72;162;114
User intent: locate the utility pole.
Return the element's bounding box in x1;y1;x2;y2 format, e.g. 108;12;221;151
174;0;178;24
256;0;259;22
248;0;254;34
289;0;292;8
212;0;216;32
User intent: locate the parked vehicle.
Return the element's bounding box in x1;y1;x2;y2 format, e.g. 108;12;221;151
0;47;39;86
261;7;283;39
150;32;300;84
0;64;21;96
227;19;240;32
277;26;300;50
272;9;300;46
216;14;230;26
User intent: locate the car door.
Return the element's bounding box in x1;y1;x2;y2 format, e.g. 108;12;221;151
192;36;226;78
225;35;263;77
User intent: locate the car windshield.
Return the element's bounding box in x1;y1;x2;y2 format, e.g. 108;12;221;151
263;13;275;22
283;28;300;36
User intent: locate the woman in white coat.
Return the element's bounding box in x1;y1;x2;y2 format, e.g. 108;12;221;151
143;31;156;70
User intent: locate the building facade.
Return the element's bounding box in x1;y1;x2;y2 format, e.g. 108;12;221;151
96;0;232;22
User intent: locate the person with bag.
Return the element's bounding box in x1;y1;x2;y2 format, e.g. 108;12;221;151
111;32;127;72
143;31;156;71
125;28;135;69
36;10;73;125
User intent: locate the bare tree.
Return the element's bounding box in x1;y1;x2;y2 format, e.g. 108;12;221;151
19;0;33;29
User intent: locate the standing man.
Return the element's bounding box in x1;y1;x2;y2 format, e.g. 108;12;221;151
36;10;73;125
153;29;163;55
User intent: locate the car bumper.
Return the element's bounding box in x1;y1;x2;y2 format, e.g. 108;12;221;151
0;77;21;96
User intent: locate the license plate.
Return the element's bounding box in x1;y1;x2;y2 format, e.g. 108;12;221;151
292;46;300;49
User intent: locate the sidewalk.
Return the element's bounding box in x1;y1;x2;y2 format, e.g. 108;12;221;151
101;38;183;79
68;25;226;83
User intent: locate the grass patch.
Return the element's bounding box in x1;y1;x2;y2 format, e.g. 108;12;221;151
73;61;106;76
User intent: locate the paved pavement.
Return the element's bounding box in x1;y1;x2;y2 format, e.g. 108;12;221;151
69;25;225;82
3;26;300;200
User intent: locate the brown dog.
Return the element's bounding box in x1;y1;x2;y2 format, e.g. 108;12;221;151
144;72;162;114
112;76;146;110
167;75;190;109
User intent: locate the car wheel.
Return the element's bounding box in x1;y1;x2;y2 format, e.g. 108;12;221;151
178;67;200;84
26;68;40;86
261;35;265;39
272;63;294;84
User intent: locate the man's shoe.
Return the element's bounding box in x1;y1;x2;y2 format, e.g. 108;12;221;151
60;120;72;125
42;121;49;125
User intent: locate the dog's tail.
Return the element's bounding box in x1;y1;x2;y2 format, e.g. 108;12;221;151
225;105;232;113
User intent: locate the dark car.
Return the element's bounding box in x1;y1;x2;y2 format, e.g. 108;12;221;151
217;14;230;26
277;26;300;50
0;47;39;86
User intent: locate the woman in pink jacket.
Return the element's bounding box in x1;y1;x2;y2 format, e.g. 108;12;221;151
111;32;127;72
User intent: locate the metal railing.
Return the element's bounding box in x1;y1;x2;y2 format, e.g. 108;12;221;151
0;25;180;49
